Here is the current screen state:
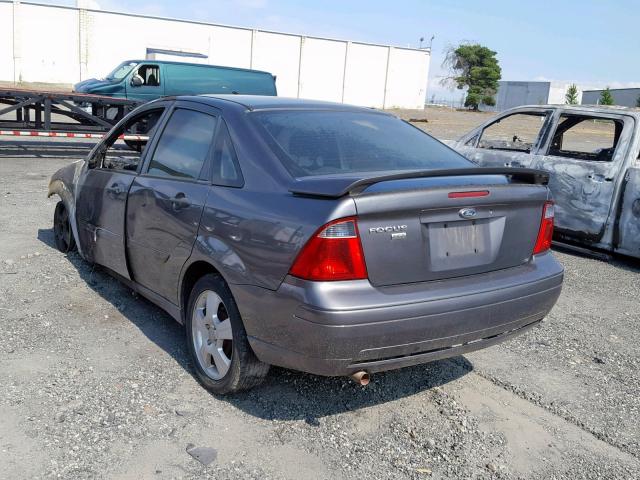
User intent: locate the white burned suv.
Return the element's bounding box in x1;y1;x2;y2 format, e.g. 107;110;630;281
452;104;640;258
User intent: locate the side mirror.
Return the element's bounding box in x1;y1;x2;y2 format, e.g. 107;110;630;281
131;74;143;87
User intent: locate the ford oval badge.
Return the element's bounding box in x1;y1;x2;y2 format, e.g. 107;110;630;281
459;207;477;219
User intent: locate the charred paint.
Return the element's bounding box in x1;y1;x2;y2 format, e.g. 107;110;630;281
615;167;640;257
47;160;85;258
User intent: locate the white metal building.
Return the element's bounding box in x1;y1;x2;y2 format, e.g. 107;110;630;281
0;1;431;109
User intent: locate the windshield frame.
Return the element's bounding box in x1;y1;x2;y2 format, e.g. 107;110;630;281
249;108;473;179
105;61;139;81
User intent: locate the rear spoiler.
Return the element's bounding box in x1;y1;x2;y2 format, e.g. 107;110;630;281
289;167;550;198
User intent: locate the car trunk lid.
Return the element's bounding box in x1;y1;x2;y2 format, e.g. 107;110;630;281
289;168;550;287
353;174;548;286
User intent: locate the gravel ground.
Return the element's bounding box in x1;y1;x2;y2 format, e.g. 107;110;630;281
1;114;639;479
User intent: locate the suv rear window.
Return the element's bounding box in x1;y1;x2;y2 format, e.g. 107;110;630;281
253;110;471;177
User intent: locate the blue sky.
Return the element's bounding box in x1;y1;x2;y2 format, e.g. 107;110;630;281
42;0;640;100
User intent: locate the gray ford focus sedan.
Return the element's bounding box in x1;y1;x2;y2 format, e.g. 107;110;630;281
48;95;563;394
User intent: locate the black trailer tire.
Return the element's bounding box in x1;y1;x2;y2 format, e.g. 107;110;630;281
53;201;76;253
185;274;269;394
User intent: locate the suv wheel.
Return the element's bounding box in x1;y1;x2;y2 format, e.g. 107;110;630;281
186;274;269;394
53;201;76;253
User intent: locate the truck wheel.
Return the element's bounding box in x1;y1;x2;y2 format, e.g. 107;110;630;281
186;274;269;394
53;201;76;253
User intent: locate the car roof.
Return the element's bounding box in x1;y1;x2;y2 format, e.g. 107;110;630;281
177;94;386;113
122;59;274;76
506;104;640;118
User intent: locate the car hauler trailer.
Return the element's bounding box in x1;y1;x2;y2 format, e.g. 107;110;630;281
0;88;140;139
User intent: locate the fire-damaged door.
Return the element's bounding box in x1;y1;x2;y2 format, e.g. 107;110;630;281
616;166;640;257
455;109;554;170
75;104;169;279
535;111;633;244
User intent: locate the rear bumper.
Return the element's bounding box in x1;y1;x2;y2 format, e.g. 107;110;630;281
233;252;563;376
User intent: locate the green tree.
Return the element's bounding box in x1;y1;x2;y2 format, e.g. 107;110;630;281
441;43;501;110
635;95;640;108
565;83;579;105
599;87;614;106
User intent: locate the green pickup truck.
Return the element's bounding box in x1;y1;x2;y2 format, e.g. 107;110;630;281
73;60;277;101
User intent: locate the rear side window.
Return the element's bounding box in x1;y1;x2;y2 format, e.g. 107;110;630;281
147;109;217;180
548;114;623;162
212;120;243;187
252;111;471;177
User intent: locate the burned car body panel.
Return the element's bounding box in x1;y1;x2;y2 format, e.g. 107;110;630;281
452;105;640;257
76;168;137;279
48;95;564;378
48;160;84;256
617;167;640;257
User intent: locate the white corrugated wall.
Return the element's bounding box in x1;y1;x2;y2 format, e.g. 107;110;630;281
0;1;430;109
0;2;15;82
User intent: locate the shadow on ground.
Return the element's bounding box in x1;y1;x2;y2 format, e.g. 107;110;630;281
0;139;97;158
228;358;472;423
0;139;137;159
38;227;473;421
552;243;640;273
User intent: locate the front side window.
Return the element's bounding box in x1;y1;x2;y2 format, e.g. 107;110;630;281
548;114;623;162
478;112;549;153
252;110;471;177
134;64;160;87
97;108;164;171
147;109;217;180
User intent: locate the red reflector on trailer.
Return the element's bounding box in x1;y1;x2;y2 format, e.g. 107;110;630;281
448;190;490;199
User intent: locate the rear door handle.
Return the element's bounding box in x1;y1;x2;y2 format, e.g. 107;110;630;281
170;193;190;210
106;183;124;195
588;174;614;183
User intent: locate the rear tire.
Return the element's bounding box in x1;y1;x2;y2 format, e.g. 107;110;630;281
53;201;76;253
185;274;269;394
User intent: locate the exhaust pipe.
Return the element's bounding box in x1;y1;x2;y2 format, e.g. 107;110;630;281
350;371;370;386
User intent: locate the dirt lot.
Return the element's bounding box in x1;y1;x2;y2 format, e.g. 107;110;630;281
395;107;496;140
1;110;639;479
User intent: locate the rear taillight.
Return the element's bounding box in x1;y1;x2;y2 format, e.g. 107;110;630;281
533;201;554;255
289;217;368;281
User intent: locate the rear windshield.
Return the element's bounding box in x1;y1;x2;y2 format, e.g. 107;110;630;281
252;110;471;177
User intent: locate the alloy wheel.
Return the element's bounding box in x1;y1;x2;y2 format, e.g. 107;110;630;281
191;290;234;380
